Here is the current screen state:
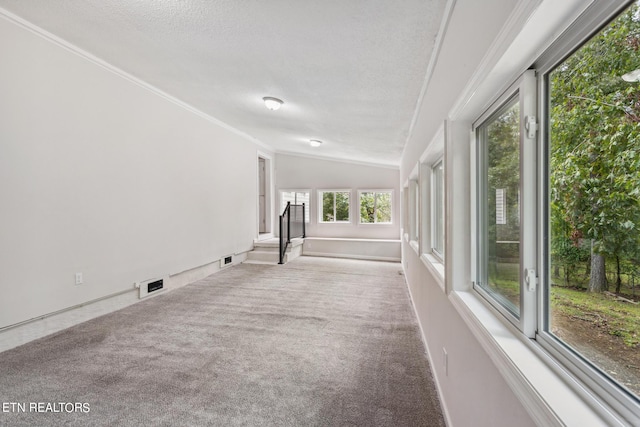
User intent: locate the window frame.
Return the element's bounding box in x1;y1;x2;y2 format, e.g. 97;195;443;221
357;189;393;225
431;159;445;261
317;189;351;224
408;171;420;253
533;0;640;419
473;70;537;338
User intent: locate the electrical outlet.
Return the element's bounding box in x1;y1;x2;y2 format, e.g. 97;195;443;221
75;272;83;285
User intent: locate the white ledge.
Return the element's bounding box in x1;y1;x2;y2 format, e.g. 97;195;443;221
449;290;627;427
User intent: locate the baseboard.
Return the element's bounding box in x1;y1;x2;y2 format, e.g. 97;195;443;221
303;251;400;262
0;252;248;354
403;262;454;427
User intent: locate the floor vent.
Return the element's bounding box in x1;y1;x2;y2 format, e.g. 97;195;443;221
137;277;168;299
220;255;233;269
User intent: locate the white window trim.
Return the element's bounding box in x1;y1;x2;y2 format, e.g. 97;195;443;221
418;124;446;287
430;159;445;261
357;189;393;225
317;189;351;224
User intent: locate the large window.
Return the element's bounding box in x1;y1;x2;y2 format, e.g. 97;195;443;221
359;190;392;224
318;190;350;223
474;1;640;420
542;0;640;411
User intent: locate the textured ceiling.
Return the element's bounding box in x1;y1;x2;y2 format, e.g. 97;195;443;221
0;0;447;166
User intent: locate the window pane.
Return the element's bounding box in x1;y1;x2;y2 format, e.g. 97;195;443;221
433;162;444;256
281;191;295;214
548;1;640;397
296;192;310;223
322;192;334;222
335;192;350;221
376;192;392;223
360;192;375;223
479;99;521;316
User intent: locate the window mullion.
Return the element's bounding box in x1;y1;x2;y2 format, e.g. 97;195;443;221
520;69;538;338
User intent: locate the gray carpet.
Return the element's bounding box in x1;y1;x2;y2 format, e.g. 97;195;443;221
0;256;445;426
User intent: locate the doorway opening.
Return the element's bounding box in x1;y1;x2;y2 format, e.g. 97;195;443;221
257;154;273;240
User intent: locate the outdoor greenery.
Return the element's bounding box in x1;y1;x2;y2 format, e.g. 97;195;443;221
360;192;392;223
550;2;640;294
322;191;349;222
483;100;522;312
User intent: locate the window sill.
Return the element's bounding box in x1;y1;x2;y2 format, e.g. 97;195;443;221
420;253;445;291
449;290;625;427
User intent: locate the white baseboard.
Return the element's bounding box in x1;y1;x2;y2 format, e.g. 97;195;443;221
0;252;248;353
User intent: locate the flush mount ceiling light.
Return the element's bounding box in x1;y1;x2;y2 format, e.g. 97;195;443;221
622;68;640;82
309;139;323;147
262;97;283;110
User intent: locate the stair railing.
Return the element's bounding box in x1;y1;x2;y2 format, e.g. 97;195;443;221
279;202;305;264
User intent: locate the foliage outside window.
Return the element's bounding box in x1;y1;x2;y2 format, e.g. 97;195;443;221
359;191;392;224
319;191;350;223
546;0;640;401
281;191;310;223
477;97;522;318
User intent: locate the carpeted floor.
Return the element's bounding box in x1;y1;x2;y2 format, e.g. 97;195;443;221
0;256;445;426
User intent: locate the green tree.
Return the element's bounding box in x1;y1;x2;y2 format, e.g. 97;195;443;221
550;2;640;292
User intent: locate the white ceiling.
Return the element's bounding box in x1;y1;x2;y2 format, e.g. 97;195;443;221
0;0;447;167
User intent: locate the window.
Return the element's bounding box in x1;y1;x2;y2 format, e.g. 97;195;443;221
318;190;350;223
473;1;640;420
475;68;538;333
477;93;521;319
431;160;444;258
408;179;419;244
540;0;640;414
402;186;409;240
359;190;392;224
280;190;310;223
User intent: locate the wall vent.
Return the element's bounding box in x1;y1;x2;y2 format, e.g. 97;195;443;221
137;276;169;299
220;255;233;269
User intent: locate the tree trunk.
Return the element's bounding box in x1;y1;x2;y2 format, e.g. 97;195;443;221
615;255;622;294
589;242;606;293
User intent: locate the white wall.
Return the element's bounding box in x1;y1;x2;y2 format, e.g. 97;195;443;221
400;0;542;426
275;153;400;239
0;15;270;329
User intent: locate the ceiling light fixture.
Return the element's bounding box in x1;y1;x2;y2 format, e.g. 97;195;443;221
262;97;283;110
310;140;323;147
622;68;640;82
